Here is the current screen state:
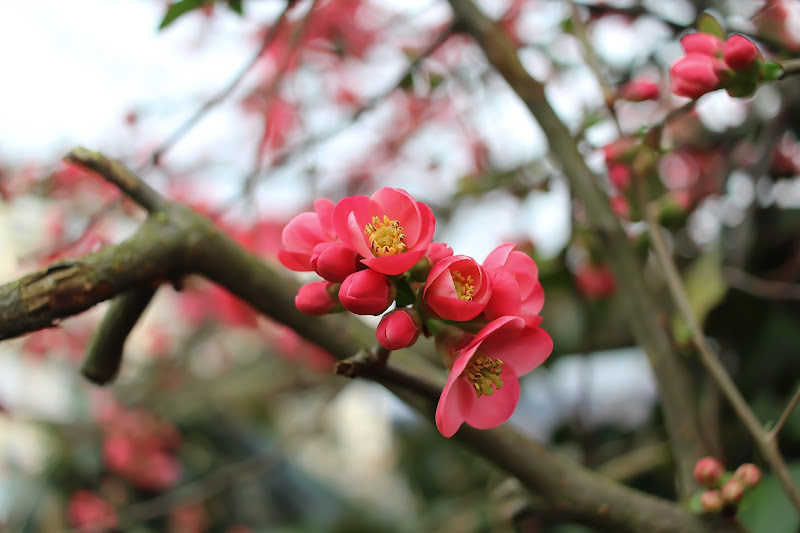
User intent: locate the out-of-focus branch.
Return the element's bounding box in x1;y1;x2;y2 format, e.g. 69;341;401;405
644;205;800;513
1;149;712;532
771;384;800;441
445;0;708;495
145;4;295;170
724;266;800;300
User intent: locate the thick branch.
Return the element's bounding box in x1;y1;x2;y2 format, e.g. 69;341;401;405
446;0;708;493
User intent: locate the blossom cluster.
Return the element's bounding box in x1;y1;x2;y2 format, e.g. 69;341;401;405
692;456;762;516
670;32;777;99
279;188;553;437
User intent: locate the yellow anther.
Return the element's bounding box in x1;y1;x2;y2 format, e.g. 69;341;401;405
364;215;406;257
464;355;504;397
451;271;476;301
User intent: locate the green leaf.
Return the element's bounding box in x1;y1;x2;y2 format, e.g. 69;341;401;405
227;0;243;15
738;462;800;533
159;0;210;30
394;278;416;308
763;61;784;82
696;12;725;40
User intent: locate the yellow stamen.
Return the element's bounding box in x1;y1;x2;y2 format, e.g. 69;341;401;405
451;271;476;301
465;355;504;397
364;215;406;257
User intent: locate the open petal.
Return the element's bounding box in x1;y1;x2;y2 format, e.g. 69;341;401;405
371;188;422;245
313;198;336;235
492;326;553;376
482;242;516;270
462;370;521;430
483;268;522;319
436;374;474;437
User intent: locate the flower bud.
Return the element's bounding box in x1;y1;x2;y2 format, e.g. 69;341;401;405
608;162;631;190
670;53;724;99
311;242;361;282
734;463;762;489
376;309;422;350
699;489;724;514
425;242;454;265
618;79;660;102
338;269;395;315
694;456;725;488
681;32;724;56
723;35;761;72
721;478;745;504
295;281;341;315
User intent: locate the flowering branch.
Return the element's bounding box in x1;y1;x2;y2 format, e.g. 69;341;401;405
446;0;708;494
644;202;800;513
0;148;717;532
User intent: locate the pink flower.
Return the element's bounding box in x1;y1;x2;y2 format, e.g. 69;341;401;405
670;53;724;99
435;316;552;437
574;263;616;299
278;199;337;272
734;463;762;489
333;188;435;275
724;34;761;71
377;308;422;350
424;255;492;321
618;79;660;102
295;281;340;315
681;32;724;56
482;243;544;326
310;241;361;282
338;269;395;315
67;490;118;533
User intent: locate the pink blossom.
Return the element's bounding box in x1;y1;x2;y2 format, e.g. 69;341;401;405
574;263;616;299
278;198;337;272
669;53;724;99
310;241;361;282
608;162;632;190
723;34;761;71
377;309;422;350
680;32;724;56
436;316;552;437
618;79;660;102
424;255;492;321
482;243;544;326
333;188;435;275
67;490;118;533
295;281;340;315
338;269;395;315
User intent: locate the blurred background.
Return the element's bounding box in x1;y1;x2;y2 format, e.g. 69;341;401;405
2;0;800;531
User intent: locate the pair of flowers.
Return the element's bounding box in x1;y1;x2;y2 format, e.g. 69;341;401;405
670;32;775;99
278;187;553;437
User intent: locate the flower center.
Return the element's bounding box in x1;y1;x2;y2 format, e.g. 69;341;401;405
365;215;406;257
451;271;475;301
465;355;504;397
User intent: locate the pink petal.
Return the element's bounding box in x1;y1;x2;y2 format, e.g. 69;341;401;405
492;326;553;376
278;249;313;271
483;268;522;319
361;249;426;275
332;195;370;254
482;242;516;270
462;370;521;430
371;188;422;246
521;281;545;316
313;198;336;236
436;374;474;437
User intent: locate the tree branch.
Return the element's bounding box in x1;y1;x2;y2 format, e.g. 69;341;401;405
445;0;708;495
0;148;717;532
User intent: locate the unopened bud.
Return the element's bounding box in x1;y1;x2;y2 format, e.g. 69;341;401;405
700;489;724;514
694;457;725;488
734;463;761;489
721;478;745;504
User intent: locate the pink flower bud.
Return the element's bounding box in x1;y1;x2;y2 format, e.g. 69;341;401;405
670;53;724;99
700;489;724;514
376;309;422;350
295;281;340;315
734;463;762;489
311;242;361;282
694;456;725;488
618;79;660;102
338;269;395;315
681;32;724;56
721;478;745;504
723;34;761;71
602;137;637;164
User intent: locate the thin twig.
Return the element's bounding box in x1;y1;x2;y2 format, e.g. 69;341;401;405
644;202;800;513
770;383;800;441
143;5;295;171
723;266;800;300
